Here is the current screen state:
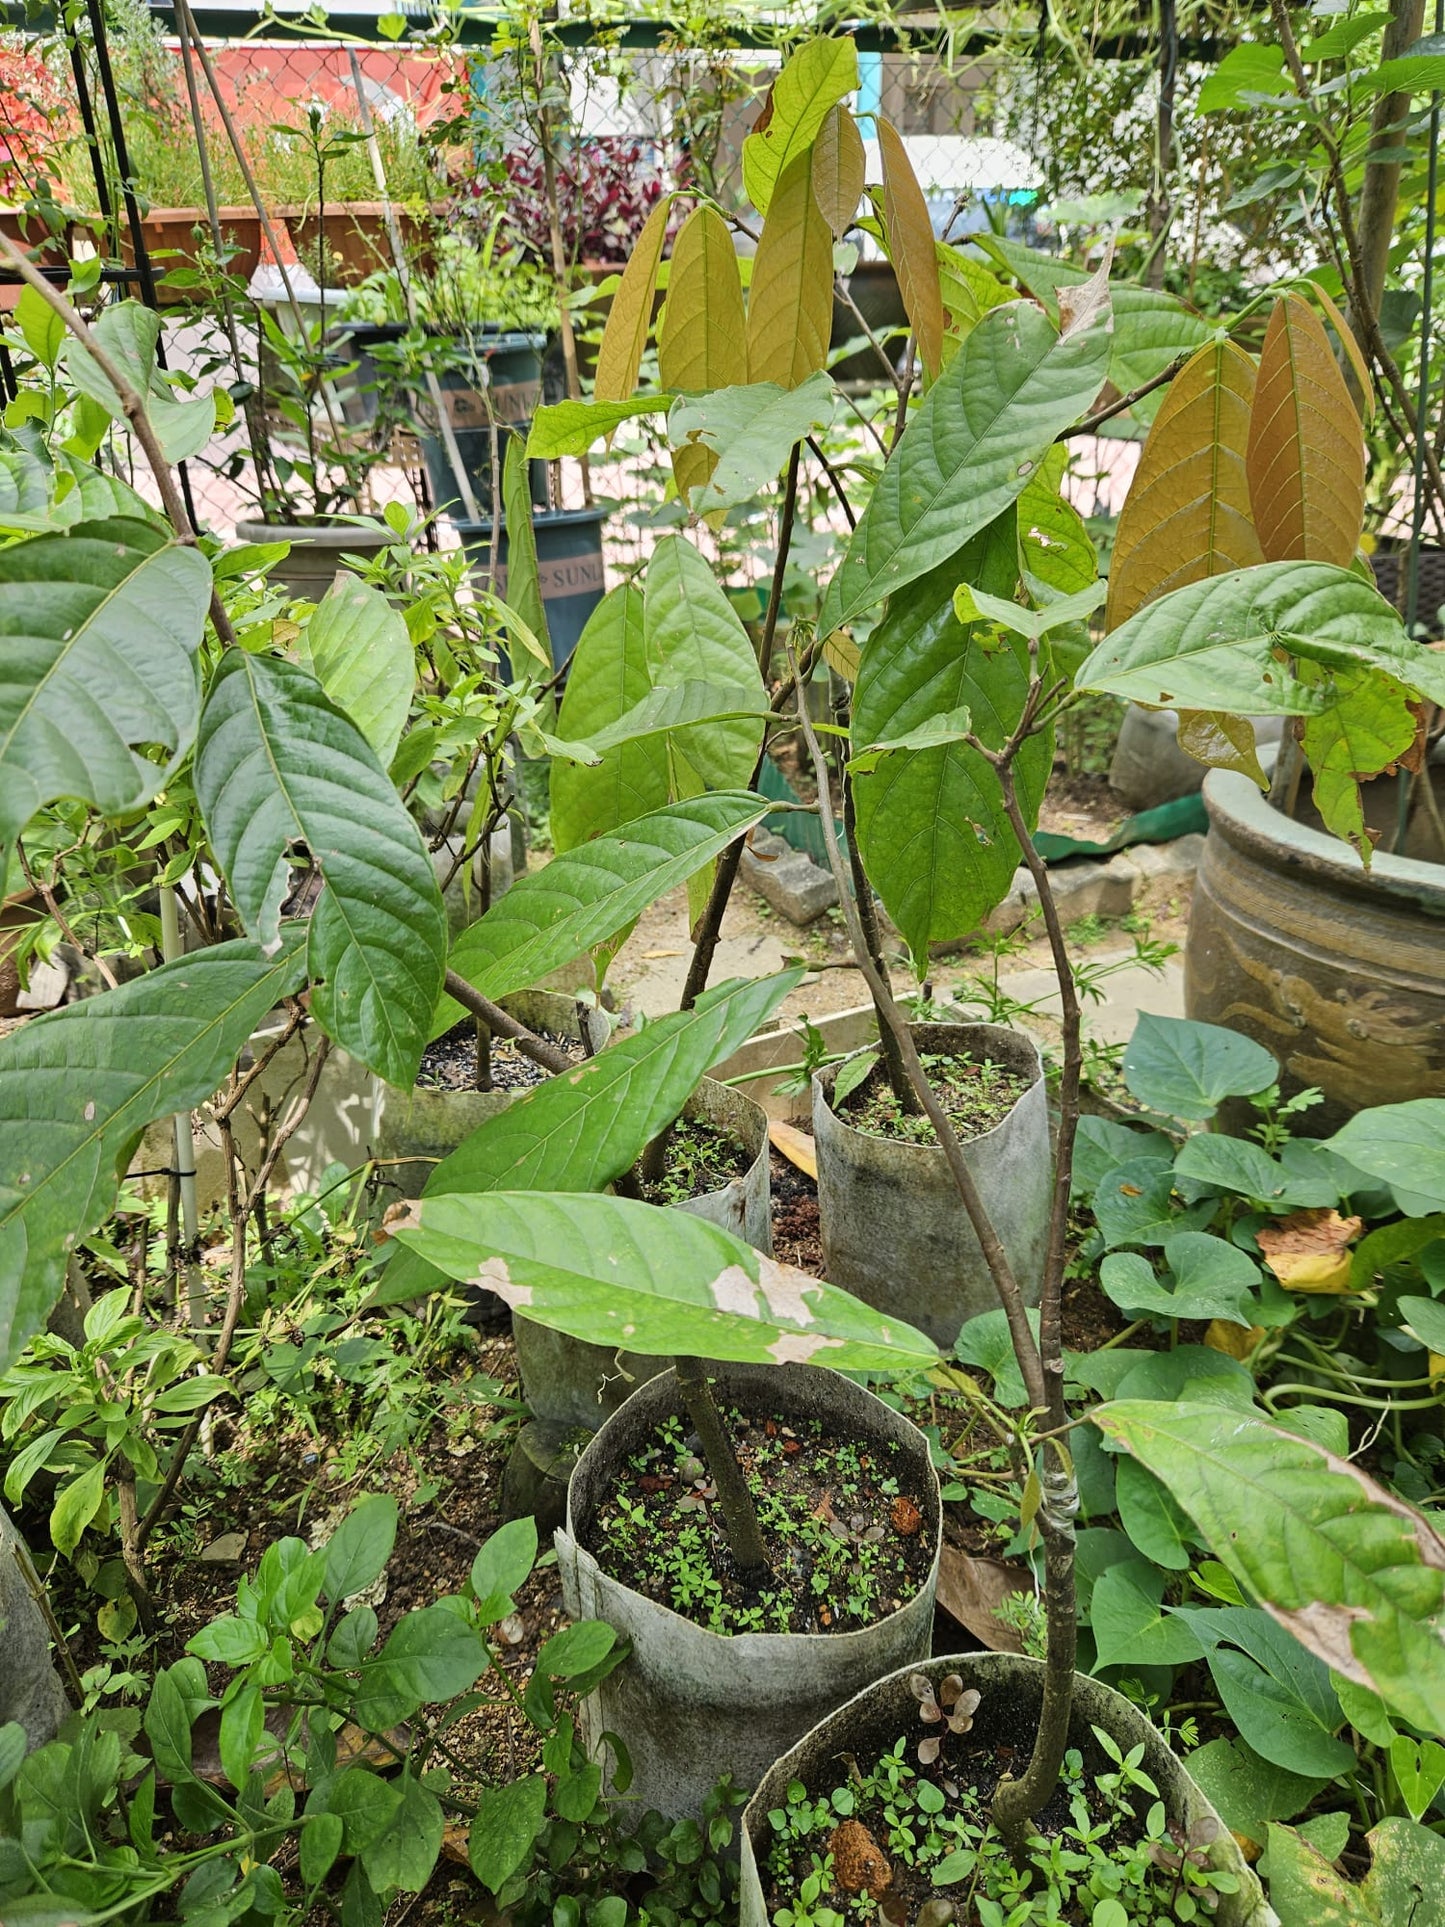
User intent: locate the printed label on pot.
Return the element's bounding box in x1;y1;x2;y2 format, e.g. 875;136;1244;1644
486;552;607;600
443;382;541;428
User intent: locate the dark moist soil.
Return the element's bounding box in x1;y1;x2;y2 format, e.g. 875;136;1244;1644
839;1050;1031;1148
638;1116;752;1204
416;1018;585;1093
762;1721;1131;1925
591;1404;933;1636
771;1148;822;1272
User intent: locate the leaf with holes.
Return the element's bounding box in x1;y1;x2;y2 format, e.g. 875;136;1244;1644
442;793;769;1021
1105;339;1263;630
373;973;803;1304
819;298;1111;638
659;205;747;502
594;197;671;405
851;523;1052;965
1246;295;1366;565
1300;666;1420;861
747;144;835;390
1082;561;1410;715
0;935;305;1374
550;587;669;854
0;519;210;893
876;119;944;381
742;35;859;217
195;652;447;1088
1093;1400;1445;1736
1266;1815;1445;1927
391;1190;940;1373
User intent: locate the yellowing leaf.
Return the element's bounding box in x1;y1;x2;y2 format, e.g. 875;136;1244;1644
877;119;945;383
823;627;861;680
936;243;1012;361
1205;1318;1265;1360
595;197;671;405
1176;710;1268;787
659;206;748;504
1299;665;1418;862
742;36;859;218
747;145;835;390
1106;338;1264;631
811;105;865;235
1308;280;1373;421
1256;1207;1365;1292
768;1118;817;1179
1246;294;1367;566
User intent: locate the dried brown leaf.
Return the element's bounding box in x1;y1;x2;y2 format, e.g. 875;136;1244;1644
1106;338;1264;630
936;1544;1032;1652
1246;293;1367;565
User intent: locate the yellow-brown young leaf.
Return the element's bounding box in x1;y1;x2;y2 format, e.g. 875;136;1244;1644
812;105;865;235
1308;280;1374;421
877;118;945;383
1176;710;1268;788
1106;338;1264;631
1246;293;1367;566
747;146;835;389
594;196;671;405
659;205;748;504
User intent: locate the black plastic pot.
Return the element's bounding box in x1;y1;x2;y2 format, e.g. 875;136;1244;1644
454;505;608;670
328;320;407;427
232;517;393;601
412;328;548;516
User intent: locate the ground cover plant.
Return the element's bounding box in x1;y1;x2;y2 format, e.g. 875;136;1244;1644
2;7;1445;1925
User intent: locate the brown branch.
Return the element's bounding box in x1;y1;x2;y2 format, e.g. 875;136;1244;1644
443;969;574;1073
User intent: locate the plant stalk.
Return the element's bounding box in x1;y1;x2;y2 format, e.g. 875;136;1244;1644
158;884;205;1336
673;1356;769;1578
843;778;916;1113
443;968;573;1073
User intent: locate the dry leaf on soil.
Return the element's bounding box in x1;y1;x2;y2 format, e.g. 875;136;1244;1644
769;1118;818;1179
1256;1206;1366;1292
935;1544;1033;1653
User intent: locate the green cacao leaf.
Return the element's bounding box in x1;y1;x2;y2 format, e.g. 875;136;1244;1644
1079;562;1413;714
1093;1399;1445;1735
501;437;550;665
297;571;413;770
195;651;447;1089
644;535;766;790
549;586;669;854
390;1190;941;1373
0;934;306;1373
526;396;671;459
851;525;1051;965
0;518;210;890
818;297;1111;637
373;973;802;1304
442;792;770;1022
668;375;836;516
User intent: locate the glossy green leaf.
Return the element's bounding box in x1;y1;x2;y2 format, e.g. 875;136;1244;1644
1114;1454;1195;1571
1092;1156;1216;1248
64;303;216;463
583;679;771;756
1122;1012;1279;1120
952;579;1105;639
309;1768;404;1854
1094;1399;1445;1736
742;35;859;217
1170;1606;1353;1777
1326;1100;1445;1208
549;586;669;854
391;1190;941;1374
1370;37;1445;95
0;935;305;1374
1301;667;1429;862
0;518;209;889
469;1517;537;1622
851;530;1052;966
954;1306;1042;1410
195;650;447;1088
301;1810;345;1889
1089;1558;1205;1673
1172;1133;1312;1205
50;1459;105;1557
818;297;1111;637
364;1773;444;1896
322;1495;398;1604
351;1608;486;1731
1265;1815;1445;1927
374;974;801;1304
1078;562;1415;715
1107;288;1215;394
526;396;671;458
298;572;413;770
220;1683;264;1792
443;793;769;1023
1099;1235;1262;1327
668;375;836;515
644;537;766;791
1197;43;1290;111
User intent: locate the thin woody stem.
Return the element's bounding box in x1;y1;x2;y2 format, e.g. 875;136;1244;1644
443;969;574;1074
